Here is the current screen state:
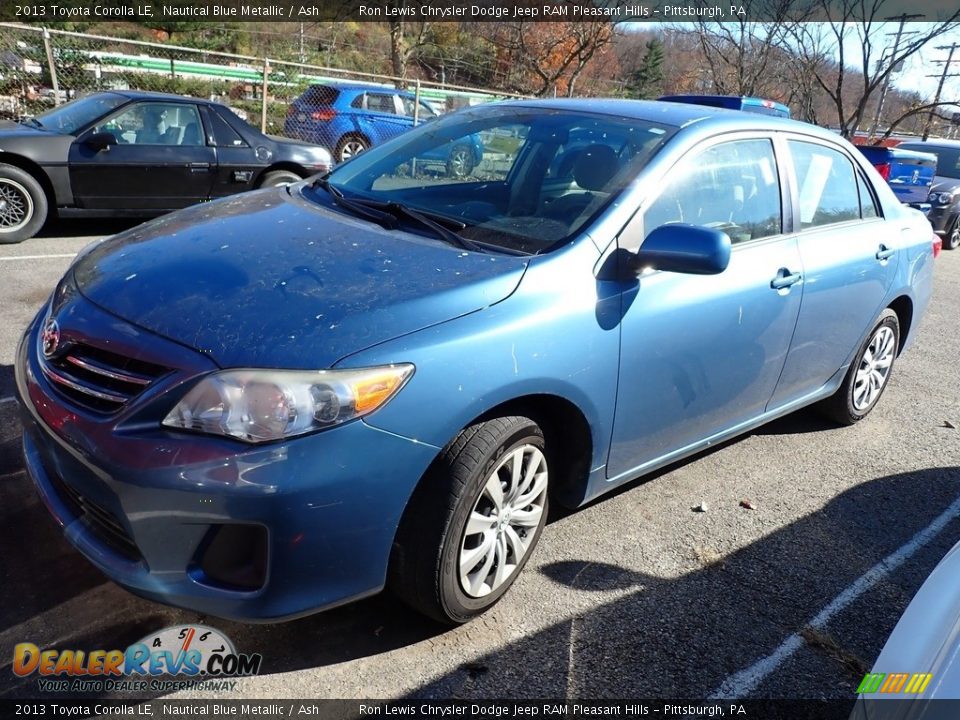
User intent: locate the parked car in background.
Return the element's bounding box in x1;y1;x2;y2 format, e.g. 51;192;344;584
851;539;960;718
855;144;937;209
0;90;332;244
283;82;483;172
659;94;792;118
17;100;936;626
898;139;960;250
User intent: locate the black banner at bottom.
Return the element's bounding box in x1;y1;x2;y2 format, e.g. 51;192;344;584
0;698;881;720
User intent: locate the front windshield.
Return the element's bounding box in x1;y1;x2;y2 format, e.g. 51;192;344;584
901;144;960;180
33;93;128;135
309;105;678;254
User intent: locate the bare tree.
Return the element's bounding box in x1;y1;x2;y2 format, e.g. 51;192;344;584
692;0;810;98
479;19;617;97
788;0;960;137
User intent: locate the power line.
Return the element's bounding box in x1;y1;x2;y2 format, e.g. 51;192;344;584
922;42;960;140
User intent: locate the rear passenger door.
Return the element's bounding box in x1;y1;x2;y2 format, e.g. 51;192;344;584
767;137;898;409
356;92;411;145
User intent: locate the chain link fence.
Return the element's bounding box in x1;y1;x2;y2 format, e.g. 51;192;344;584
0;23;522;142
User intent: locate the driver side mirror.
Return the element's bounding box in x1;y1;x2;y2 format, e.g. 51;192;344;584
84;132;117;152
630;224;731;275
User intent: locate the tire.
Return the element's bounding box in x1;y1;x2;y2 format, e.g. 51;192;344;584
446;144;475;179
258;170;302;188
818;309;900;425
0;164;48;244
389;416;550;624
336;135;368;163
945;218;960;250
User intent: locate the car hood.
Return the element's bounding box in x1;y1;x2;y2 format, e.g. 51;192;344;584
931;176;960;193
0;119;56;139
72;188;528;369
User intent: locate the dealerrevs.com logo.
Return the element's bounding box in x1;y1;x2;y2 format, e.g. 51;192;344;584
13;625;262;693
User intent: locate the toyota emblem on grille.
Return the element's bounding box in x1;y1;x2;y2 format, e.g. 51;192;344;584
41;318;60;358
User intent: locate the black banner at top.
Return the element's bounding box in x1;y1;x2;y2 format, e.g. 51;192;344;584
2;0;959;23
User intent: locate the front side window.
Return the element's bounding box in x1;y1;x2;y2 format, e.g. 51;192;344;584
399;96;438;120
788;140;860;228
94;103;204;146
644;138;782;244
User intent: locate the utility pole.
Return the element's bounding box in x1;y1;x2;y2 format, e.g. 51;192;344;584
922;43;960;140
869;13;922;137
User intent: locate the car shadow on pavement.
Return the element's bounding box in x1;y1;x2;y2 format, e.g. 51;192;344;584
2;377;957;702
402;466;960;700
35;218;143;240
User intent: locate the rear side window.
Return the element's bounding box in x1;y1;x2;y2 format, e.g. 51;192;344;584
302;86;339;106
366;93;397;114
788;140;861;228
644;138;782;244
207;108;247;147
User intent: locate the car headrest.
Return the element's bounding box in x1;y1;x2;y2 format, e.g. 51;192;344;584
574;144;619;192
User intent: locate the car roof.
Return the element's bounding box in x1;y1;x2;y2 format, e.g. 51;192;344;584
101;89;214;104
898;138;960;149
501;98;834;139
310;82;402;94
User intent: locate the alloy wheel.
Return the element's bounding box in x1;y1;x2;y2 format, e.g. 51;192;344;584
0;178;33;233
458;444;548;598
853;325;896;411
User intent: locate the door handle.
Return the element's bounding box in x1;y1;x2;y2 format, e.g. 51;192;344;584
188;162;211;172
876;244;895;261
770;269;802;290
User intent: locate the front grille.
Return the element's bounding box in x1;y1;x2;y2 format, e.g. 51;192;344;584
39;342;170;413
50;473;141;561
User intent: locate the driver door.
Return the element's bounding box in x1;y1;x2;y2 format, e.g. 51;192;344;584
68;101;216;211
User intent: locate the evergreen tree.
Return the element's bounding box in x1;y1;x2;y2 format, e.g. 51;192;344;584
627;38;665;99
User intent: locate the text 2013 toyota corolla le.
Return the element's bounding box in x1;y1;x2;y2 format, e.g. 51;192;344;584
16;100;938;624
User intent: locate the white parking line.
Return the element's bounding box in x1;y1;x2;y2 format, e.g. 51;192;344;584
0;253;76;262
0;397;17;406
710;492;960;699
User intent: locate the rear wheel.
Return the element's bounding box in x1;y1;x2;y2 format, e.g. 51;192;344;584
818;309;900;425
0;164;47;244
389;416;550;624
336;135;368;163
446;144;475;179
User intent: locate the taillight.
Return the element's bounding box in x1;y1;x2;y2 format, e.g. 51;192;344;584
875;162;891;180
310;108;337;121
933;235;942;258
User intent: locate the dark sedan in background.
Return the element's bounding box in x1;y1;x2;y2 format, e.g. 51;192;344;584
0;90;332;243
898;139;960;250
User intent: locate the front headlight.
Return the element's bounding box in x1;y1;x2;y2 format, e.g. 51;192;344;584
931;191;956;205
162;364;414;443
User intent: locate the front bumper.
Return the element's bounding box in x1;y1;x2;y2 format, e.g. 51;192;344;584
925;203;958;236
16;298;439;621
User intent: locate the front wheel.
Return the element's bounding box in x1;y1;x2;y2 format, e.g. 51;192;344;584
945;219;960;250
818;309;900;425
389;416;550;624
258;170;302;188
0;164;48;244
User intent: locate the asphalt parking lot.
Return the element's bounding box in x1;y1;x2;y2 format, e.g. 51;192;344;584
1;221;958;702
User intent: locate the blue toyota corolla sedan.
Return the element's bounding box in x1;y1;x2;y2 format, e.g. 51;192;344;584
16;100;938;624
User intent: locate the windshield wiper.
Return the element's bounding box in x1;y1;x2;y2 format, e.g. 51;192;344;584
311;177;398;230
22;117;43;129
353;198;487;254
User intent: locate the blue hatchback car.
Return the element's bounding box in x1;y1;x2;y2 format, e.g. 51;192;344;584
283;81;483;174
17;100;937;624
